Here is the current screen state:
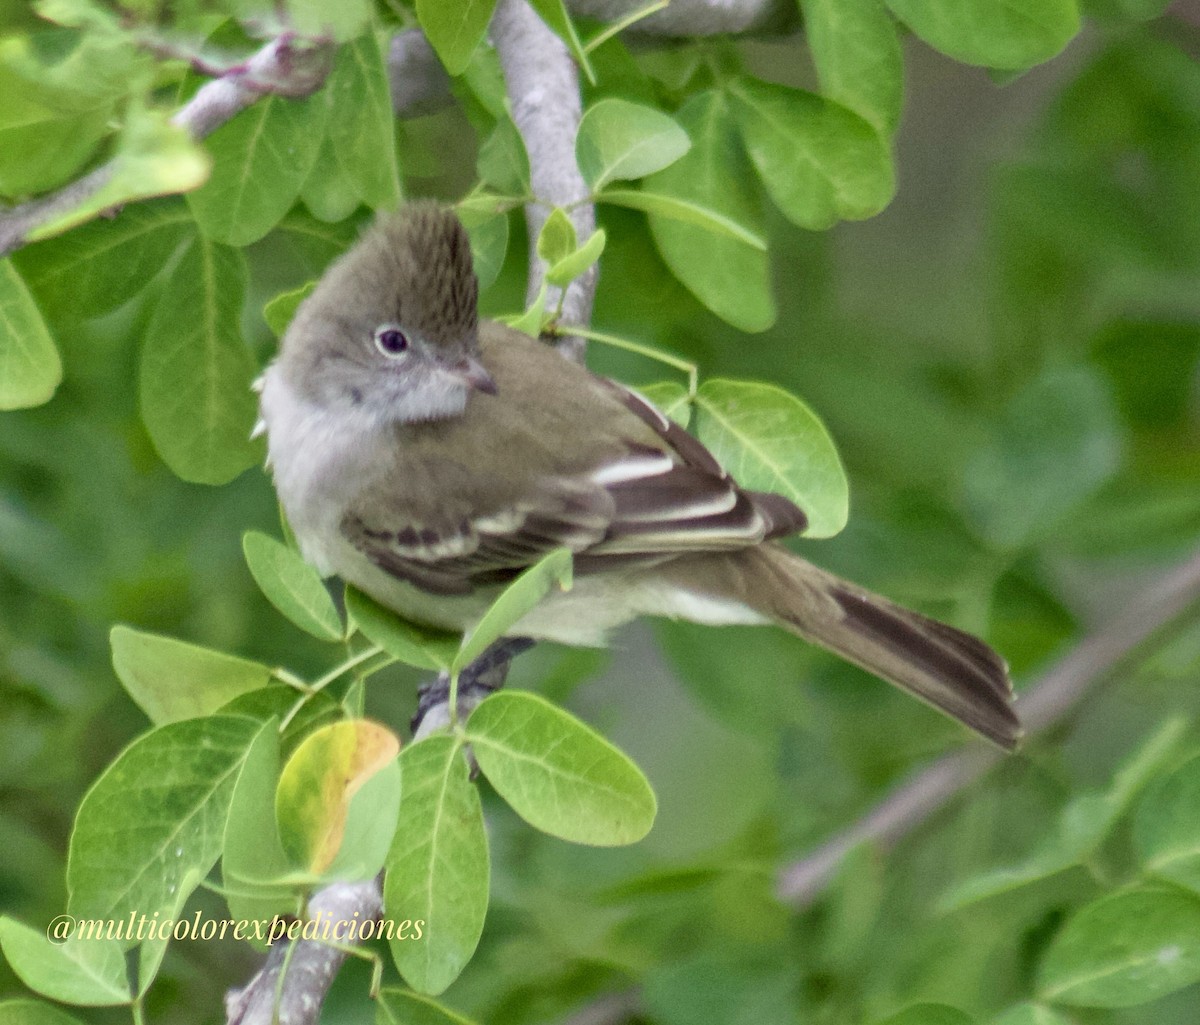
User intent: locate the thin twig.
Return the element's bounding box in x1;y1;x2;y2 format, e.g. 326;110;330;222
0;0;798;260
0;34;333;257
492;0;598;361
776;547;1200;905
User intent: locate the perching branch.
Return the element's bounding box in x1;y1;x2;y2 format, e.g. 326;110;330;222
224;879;383;1025
776;547;1200;905
492;0;599;361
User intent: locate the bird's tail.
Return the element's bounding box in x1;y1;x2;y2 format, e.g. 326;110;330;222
667;544;1022;749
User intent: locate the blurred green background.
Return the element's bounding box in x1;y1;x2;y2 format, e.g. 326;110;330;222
3;7;1200;1025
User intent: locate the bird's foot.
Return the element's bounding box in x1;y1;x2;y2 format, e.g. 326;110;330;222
410;637;535;739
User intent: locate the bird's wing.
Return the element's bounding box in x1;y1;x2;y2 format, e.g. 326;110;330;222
340;376;808;595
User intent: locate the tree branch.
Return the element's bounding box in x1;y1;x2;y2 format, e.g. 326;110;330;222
1;0;797;260
492;0;598;361
387;29;453;117
776;547;1200;905
0;33;333;258
224;879;383;1025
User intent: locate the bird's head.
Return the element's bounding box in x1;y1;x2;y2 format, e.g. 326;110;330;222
277;201;496;425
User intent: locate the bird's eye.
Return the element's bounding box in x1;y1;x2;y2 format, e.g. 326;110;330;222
374;327;409;357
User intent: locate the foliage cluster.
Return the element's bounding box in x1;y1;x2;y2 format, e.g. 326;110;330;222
1;0;1199;1023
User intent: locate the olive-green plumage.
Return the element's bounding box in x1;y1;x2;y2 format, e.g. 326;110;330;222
259;203;1021;749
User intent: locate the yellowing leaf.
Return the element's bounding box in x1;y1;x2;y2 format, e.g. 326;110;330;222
276;720;401;875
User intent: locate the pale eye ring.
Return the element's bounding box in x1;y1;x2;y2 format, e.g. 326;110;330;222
374;326;409;357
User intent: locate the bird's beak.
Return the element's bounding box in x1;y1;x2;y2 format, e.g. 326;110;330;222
453;356;498;395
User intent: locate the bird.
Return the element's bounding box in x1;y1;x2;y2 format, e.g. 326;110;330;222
257;202;1021;750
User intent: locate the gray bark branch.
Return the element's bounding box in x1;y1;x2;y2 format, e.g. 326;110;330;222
0;0;795;259
492;0;598;359
224;880;383;1025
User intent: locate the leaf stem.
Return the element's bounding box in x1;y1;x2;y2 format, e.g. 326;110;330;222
559;324;699;399
584;0;671;53
309;645;385;694
278;645;391;734
271;668;314;694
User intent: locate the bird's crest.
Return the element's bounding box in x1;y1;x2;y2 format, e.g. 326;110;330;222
366;201;479;348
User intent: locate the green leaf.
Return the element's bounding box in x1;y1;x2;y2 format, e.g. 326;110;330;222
476;117;530;194
641;946;797;1024
0;919;128;1007
1134;752;1200;894
221;719;295;943
799;0;904;134
324;33;402;210
527;0;595;83
536;207;577;266
140;236;261;485
285;0;373;41
275;719;401;876
384;736;489;995
1084;0;1171;18
941;717;1185;909
874;1006;975;1025
453;549;573;672
0;999;89;1025
377;989;480;1025
0;25;139;201
324;756;401;881
728;76;894;229
417;0;499;75
110;625;273;725
694;378;849;537
636;381;691;427
0;48;114;199
263;282;316;338
219;687;343;754
67;716;264;928
641;91;774;332
460;208;510;292
546;227;606;288
576;98;691;190
345;587;461;672
29;107;210;243
300;137;363;223
600;189;766;249
186;88;327;246
273;209;359;278
13;198;190;318
0;260;60;411
503;280;550;337
883;0;1079;70
466;690;657;845
992;1006;1073;1025
1039;885;1200;1007
962;366;1124;551
243;531;343;641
